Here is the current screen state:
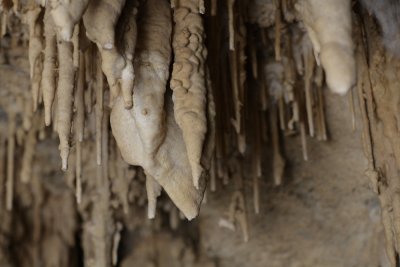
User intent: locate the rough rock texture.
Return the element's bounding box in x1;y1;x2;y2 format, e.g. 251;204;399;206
360;0;400;57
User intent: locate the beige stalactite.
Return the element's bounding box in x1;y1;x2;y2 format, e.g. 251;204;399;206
300;122;308;161
348;87;356;132
42;6;57;126
91;109;112;267
303;42;315;137
75;138;82;203
72;24;79;69
237;18;247;153
270;105;285;186
111;222;122;266
23;4;43;112
202;67;216;173
102;107;110;187
170;0;208;188
146;175;162;219
0;135;5;208
83;0;136;108
274;0;281;61
84;46;95;114
296;0;355;95
230;42;240;134
56;37;74;170
278;97;285;131
75;51;85;142
210;157;216;192
251;43;258;79
228;0;235;50
96;56;103;165
251;106;262;214
315;66;327;140
41;5;57;126
6;112;15;211
74;51;85;203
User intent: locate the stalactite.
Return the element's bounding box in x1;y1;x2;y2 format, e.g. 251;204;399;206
111;222;122;266
303;42;315;137
315;66;327;140
0;135;5;203
42;6;57;126
348;87;356;131
146;175;161;219
230;43;240;134
74;51;85;203
56;37;74;170
75;136;82;203
300;122;308;161
270;105;285;186
23;5;43;112
6;111;15;211
1;11;7;37
170;0;208;188
83;0;135;109
102;107;109;184
72;24;79;69
237;15;247;154
75;51;85;141
227;0;235;50
95;56;103;165
296;0;356;95
90;109;112;267
274;0;281;61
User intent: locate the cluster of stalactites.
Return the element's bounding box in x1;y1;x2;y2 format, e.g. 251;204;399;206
0;0;362;247
0;0;212;266
207;0;356;243
0;0;215;223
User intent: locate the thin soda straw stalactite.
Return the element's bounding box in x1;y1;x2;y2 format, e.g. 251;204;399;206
6;111;15;211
